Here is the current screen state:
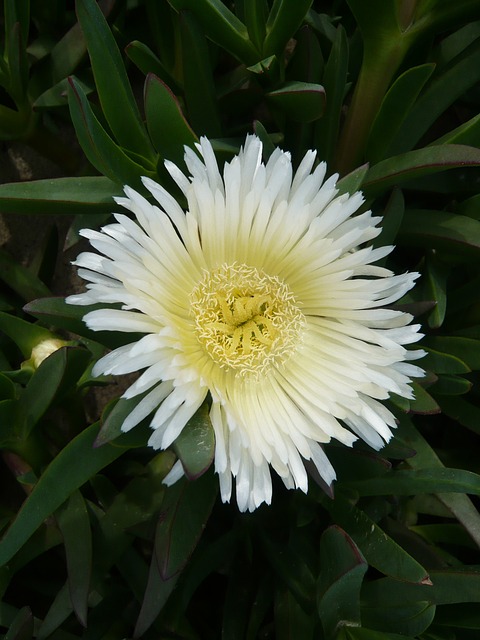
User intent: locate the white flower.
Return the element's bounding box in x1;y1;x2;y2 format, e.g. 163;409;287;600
67;135;424;511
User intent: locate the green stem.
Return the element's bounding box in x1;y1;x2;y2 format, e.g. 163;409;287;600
333;41;407;175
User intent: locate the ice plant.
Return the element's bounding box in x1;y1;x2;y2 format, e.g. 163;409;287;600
68;135;424;511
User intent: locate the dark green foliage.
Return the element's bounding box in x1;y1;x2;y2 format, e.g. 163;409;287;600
0;0;480;637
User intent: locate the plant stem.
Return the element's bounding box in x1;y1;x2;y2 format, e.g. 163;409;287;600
333;41;407;176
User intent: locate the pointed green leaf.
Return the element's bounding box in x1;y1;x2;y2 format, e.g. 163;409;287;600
399;209;480;257
344;468;480;497
0;312;55;358
392;36;480;153
367;63;436;162
173;402;215;480
362;601;435;637
336;163;369;197
423;253;448;329
409;382;441;414
0;176;121;215
4;606;33;640
75;0;154;158
263;0;313;57
0;422;132;566
421;348;470;375
324;492;429;583
179;11;222;137
24;297;142;350
56;491;92;627
274;587;315;640
266;82;325;123
155;471;217;579
0;249;50;301
423;336;480;370
126;40;179;91
144;73;198;166
67;77;156;189
318;526;367;638
168;0;259;64
133;549;179;638
363;145;480;196
314;25;348;165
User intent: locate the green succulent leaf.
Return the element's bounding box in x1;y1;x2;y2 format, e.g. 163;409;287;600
345;468;480;497
325;492;430;584
56;491;92;627
75;0;155;159
179;10;222;138
0;422;134;567
155;471;217;580
67;77;156;189
363;145;480;196
392;36;480;154
317;526;367;639
367;63;436;162
314;25;348;166
263;0;313;58
24;297;142;350
0;249;50;301
173;402;215;480
266;82;325;123
168;0;259;65
399;210;480;257
0;176;121;215
144;73;198;167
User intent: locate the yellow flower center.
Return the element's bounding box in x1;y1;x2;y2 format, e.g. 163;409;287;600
191;263;305;376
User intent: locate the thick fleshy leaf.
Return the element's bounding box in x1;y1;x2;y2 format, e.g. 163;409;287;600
260;533;316;612
173;403;215;480
392;36;480;154
0;312;55;359
144;73;198;167
266;82;325;123
361;601;436;637
440;396;480;437
179;11;222;137
363;145;480;196
409;382;441;415
133;549;179;638
242;0;268;51
95;390;154;446
126;41;179;92
336;163;369;197
345;468;480;497
24;297;143;350
362;568;480;606
314;25;348;165
423;336;480;370
421;348;470;375
3;606;33;640
423;253;448;329
263;0;313;57
67;77;156;189
324;492;430;584
431;374;471;396
155;471;217;579
18;347;91;439
167;0;259;65
398;415;480;549
338;630;412;640
274;587;315;640
0;177;121;215
37;582;72;640
75;0;154;159
431;112;480;148
367;63;436;161
317;526;367;638
399;210;480;257
0;249;50;302
56;491;92;627
0;422;134;566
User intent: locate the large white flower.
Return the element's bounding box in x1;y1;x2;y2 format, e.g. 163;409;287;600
68;135;424;511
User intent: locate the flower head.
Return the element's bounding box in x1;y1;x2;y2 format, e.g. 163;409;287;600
68;135;424;511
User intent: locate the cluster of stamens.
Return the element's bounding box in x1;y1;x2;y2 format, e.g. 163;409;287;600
190;263;304;377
